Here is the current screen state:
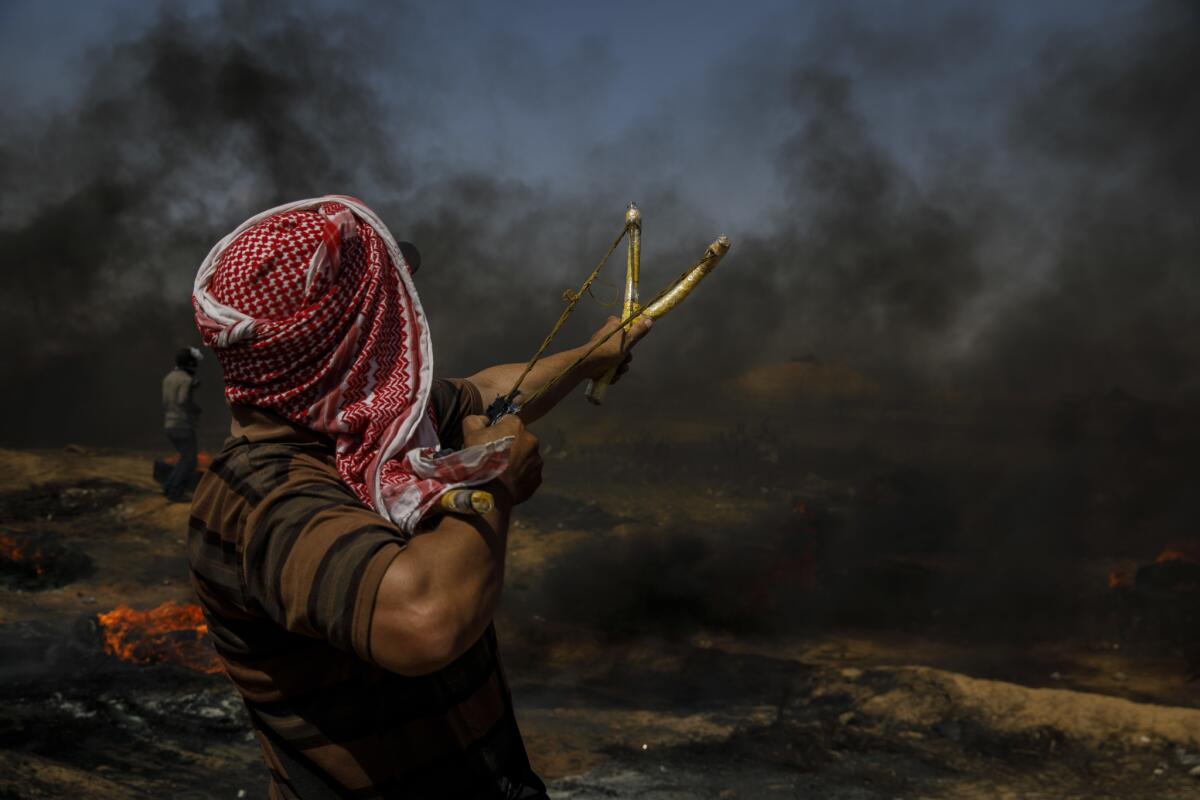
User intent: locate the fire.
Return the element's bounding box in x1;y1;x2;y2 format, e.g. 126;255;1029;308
96;601;222;674
1107;568;1133;590
160;451;213;471
0;532;47;576
1155;549;1190;565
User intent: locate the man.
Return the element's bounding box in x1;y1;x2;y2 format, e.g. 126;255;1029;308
187;196;649;799
161;346;202;502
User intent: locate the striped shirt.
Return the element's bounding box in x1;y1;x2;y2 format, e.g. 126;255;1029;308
187;379;544;799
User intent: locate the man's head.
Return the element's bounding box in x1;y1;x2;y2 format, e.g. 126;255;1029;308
192;196;509;533
397;241;421;276
175;347;202;373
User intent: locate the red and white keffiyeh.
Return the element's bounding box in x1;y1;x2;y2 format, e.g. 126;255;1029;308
193;196;511;533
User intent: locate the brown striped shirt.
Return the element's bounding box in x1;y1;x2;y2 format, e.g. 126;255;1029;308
187;379;544;799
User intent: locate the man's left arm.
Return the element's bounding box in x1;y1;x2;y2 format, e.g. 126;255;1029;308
467;316;652;425
187;376;202;416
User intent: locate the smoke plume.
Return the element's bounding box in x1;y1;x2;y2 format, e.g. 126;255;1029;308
1;0;1197;438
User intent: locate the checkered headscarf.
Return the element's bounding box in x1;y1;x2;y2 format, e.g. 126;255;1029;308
193;196;511;532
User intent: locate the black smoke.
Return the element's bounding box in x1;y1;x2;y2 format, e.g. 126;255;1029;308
0;4;410;446
971;0;1200;398
3;1;1198;447
2;0;1198;660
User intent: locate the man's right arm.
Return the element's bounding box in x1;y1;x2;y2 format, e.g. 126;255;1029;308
368;483;513;675
240;415;540;677
368;413;541;676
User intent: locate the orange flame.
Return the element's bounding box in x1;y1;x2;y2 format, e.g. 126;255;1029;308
0;532;48;576
160;452;213;471
1155;549;1189;565
1107;568;1133;590
96;601;222;674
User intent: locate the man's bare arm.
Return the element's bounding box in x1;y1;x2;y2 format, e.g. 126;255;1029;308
369;483;513;675
374;318;648;674
467;316;652;425
368;414;542;675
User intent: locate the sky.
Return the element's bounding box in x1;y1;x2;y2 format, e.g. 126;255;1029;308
0;0;1195;446
0;0;1140;225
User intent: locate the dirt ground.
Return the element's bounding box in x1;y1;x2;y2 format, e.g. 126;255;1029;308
2;446;1200;799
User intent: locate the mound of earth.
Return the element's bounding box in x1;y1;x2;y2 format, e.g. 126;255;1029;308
727;360;878;403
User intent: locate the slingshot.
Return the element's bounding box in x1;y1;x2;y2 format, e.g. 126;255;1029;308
440;203;731;516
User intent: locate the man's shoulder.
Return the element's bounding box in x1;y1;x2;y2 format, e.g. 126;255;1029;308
189;435;368;601
198;434;349;511
163;368;196;391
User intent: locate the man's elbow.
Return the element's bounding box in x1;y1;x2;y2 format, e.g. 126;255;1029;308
371;595;493;676
463;376;497;407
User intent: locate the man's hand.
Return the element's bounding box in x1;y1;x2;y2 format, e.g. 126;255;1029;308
464;314;652;426
585;315;653;385
462;414;542;505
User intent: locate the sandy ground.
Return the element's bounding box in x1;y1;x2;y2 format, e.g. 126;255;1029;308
2;446;1200;798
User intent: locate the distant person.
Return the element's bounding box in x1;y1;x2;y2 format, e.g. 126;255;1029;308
162;347;202;502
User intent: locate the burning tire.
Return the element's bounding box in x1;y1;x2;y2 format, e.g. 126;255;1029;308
95;601;222;674
0;530;94;591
